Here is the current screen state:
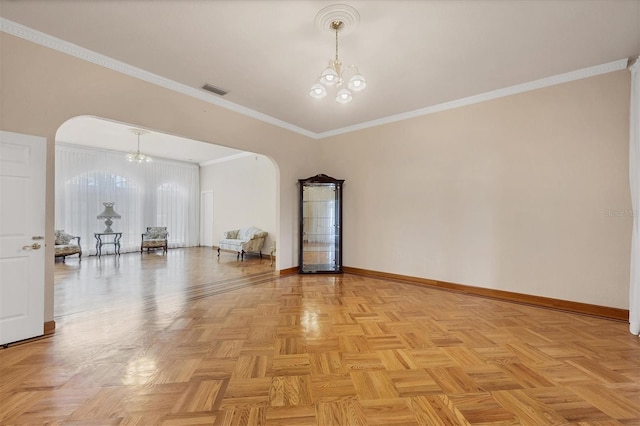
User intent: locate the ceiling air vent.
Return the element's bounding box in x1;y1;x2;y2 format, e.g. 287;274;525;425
202;83;228;96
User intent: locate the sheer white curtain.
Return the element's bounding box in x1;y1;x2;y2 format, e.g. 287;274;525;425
55;144;199;255
629;58;640;335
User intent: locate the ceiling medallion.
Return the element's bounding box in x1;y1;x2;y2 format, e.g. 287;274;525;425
314;4;360;35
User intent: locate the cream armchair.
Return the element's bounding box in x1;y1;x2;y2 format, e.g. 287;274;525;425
54;230;82;262
141;227;168;254
217;226;268;261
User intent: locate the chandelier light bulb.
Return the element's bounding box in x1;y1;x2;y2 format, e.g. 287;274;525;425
348;74;366;91
320;67;339;85
336;88;353;103
309;83;327;99
126;152;151;163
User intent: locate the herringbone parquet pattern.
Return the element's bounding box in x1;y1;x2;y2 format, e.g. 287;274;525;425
1;248;639;425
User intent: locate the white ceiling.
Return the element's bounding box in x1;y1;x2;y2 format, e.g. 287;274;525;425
2;0;639;161
56;116;247;165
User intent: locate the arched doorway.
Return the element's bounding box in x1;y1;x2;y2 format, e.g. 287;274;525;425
53;115;279;318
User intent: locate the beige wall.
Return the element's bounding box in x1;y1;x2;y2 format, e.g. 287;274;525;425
0;31;633;323
200;154;277;252
319;71;632;309
0;33;318;321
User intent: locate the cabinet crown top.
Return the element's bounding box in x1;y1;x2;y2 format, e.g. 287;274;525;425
299;174;345;184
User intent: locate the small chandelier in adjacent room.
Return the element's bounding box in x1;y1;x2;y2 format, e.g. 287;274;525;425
126;128;152;163
309;5;366;104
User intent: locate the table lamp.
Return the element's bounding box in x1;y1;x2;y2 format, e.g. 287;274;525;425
97;202;121;233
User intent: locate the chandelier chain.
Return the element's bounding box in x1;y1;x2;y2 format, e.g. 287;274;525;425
335;24;339;62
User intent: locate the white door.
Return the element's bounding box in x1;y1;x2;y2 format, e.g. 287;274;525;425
0;131;46;345
200;191;214;247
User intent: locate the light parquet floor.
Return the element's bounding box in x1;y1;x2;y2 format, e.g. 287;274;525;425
1;247;639;425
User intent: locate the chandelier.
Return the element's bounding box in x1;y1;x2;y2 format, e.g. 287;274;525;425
309;6;366;104
126;129;152;163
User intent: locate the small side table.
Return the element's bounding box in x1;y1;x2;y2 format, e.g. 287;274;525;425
95;232;122;257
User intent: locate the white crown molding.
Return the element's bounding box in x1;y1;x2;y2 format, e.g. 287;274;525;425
1;18;630;141
0;18;316;139
317;58;630;139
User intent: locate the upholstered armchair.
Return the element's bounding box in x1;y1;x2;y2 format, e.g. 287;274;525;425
54;230;82;262
141;227;168;254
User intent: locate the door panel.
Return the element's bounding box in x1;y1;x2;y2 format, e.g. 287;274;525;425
0;131;46;345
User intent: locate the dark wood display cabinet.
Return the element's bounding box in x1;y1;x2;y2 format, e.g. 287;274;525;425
298;174;344;274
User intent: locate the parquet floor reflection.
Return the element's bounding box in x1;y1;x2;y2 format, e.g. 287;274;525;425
1;247;639;425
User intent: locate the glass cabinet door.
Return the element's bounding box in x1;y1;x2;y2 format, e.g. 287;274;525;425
299;174;344;274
